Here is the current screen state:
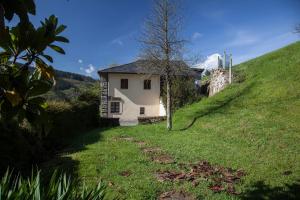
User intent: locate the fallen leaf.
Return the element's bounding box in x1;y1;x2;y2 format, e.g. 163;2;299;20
209;184;224;192
119;170;132;177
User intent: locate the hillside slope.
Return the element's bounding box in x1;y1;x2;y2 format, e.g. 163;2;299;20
43;69;98;100
47;42;300;199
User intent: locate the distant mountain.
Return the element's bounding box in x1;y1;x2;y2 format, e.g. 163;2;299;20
54;69;96;83
44;68;98;100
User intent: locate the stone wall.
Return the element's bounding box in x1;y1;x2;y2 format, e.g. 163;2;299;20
138;116;166;124
209;69;229;96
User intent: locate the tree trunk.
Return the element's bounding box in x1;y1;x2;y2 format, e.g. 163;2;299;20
166;74;172;130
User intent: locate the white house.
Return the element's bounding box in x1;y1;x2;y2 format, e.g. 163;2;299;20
98;60;202;125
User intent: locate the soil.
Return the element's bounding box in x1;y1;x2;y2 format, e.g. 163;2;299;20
113;135;245;196
134;141;147;147
142;147;162;154
154;161;245;195
152;154;175;164
119;136;135;141
119;170;132;177
158;190;195;200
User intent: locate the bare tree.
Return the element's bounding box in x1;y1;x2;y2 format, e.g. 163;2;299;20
140;0;185;131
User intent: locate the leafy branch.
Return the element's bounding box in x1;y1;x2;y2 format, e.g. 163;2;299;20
0;0;69;127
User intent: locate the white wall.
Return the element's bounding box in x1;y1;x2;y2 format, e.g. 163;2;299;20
107;73;164;122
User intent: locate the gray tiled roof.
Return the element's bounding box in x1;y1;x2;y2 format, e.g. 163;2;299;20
98;60;203;77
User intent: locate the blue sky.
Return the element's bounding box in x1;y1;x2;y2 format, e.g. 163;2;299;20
25;0;300;78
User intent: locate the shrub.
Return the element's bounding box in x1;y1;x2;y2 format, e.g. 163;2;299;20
162;76;201;111
0;99;101;175
77;91;99;104
0;121;46;176
0;169;106;200
44;100;100;147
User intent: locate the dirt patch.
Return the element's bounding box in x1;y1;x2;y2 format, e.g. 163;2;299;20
209;184;224;193
155;161;245;195
119;136;135;142
115;136;148;148
152;154;175;164
158;190;195;200
108;181;114;187
142;147;162;154
134;141;147;147
119;170;132;177
113;136;135;142
155;170;186;182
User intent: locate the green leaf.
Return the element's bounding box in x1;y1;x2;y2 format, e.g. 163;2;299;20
35;57;55;80
0;27;12;50
27;79;53;97
24;0;36;15
54;36;69;43
40;102;48;109
41;54;53;63
49;15;58;27
0;52;12;64
49;44;65;54
3;3;14;21
55;25;66;35
28;96;46;105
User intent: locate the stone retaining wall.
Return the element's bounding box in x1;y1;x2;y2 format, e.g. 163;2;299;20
209;69;230;96
138;116;166;124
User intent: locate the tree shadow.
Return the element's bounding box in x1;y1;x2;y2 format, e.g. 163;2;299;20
40;127;110;182
241;180;300;200
41;155;81;183
178;82;255;131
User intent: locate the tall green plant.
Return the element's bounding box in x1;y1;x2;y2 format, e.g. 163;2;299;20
0;169;106;200
162;76;201;111
0;0;69;125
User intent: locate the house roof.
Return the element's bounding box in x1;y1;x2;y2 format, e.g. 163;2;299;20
98;60;204;77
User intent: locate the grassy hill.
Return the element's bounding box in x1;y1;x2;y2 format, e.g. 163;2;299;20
44;42;300;199
42;69;98;100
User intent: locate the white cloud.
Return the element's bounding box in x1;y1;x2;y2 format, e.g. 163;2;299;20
85;64;95;75
110;32;137;46
111;38;123;46
194;53;221;70
80;64;96;76
192;32;203;40
226;30;259;47
78;59;83;64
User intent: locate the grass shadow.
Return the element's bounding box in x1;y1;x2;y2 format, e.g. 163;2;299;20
241;180;300;200
178;81;255;131
40;127;113;182
41;155;81;183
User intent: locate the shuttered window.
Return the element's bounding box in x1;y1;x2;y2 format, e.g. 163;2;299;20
111;102;120;113
140;107;145;115
144;80;151;90
121;79;128;89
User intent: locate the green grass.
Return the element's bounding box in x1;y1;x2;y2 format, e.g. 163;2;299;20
45;42;300;199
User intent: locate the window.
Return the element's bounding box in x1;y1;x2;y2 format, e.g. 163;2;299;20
121;79;128;89
111;102;120;113
140;107;145;115
144;80;151;90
